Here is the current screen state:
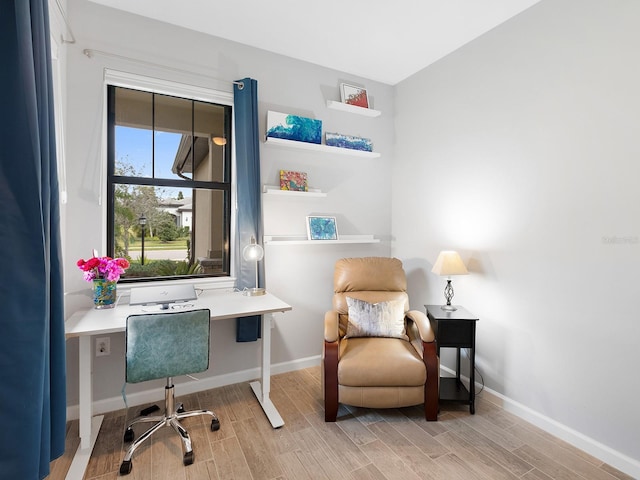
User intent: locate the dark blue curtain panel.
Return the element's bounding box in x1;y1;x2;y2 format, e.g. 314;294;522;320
0;1;67;478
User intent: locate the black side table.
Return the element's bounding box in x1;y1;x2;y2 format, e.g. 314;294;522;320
425;305;479;414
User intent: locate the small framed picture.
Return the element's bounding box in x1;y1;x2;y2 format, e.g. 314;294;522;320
306;216;338;240
279;170;308;191
340;83;369;108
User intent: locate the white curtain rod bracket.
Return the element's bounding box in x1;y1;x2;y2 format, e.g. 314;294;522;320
54;0;76;44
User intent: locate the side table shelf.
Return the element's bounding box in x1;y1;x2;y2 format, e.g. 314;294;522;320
326;100;381;117
264;234;379;245
264;137;381;158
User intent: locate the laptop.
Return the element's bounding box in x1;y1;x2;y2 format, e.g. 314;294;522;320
129;284;198;309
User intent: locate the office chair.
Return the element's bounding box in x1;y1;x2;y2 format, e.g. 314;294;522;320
119;308;220;475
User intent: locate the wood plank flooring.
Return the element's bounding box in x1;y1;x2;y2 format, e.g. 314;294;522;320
46;366;633;480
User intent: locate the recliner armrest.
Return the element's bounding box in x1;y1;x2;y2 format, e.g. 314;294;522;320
324;310;340;343
405;310;435;343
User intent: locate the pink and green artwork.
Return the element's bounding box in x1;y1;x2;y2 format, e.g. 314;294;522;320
279;170;308;191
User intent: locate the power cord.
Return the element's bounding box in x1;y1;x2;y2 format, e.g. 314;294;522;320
463;348;485;395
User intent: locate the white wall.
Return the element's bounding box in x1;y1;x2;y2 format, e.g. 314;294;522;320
393;0;640;475
63;0;392;407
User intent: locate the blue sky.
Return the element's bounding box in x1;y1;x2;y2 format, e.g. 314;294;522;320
116;126;186;199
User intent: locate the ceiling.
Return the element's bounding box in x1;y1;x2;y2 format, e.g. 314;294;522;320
89;0;541;85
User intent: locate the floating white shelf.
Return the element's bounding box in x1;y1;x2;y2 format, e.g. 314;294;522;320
262;185;327;197
264;234;379;245
326;100;381;117
264;137;380;158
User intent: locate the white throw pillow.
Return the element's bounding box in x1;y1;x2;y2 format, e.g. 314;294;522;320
345;297;407;339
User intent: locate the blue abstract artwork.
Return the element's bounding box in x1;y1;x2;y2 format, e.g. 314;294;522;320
266;111;322;144
325;132;373;152
306;216;338;240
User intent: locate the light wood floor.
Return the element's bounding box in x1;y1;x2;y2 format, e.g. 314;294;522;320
47;366;633;480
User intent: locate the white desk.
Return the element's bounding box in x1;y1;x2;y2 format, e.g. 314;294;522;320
64;289;291;479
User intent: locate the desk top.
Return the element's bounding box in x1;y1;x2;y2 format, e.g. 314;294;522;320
66;290;292;337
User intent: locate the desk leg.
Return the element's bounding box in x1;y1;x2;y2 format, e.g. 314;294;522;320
79;335;93;448
67;335;103;480
249;314;284;428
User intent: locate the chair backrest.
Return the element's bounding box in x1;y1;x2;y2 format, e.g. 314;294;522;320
125;308;211;384
333;257;409;334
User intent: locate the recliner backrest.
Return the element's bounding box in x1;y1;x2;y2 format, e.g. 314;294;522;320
332;257;409;335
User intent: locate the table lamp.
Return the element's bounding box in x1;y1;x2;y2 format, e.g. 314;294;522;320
431;250;468;311
242;235;265;296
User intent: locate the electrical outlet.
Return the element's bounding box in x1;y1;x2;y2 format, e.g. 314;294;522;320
96;337;110;356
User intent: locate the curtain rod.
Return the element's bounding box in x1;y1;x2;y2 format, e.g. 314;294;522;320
53;0;76;44
82;48;244;89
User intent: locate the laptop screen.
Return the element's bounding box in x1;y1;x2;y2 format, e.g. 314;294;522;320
129;284;197;308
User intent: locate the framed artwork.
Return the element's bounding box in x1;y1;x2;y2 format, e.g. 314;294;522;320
340;83;369;108
279;170;308;191
306;216;338;240
325;132;372;152
266;111;322;144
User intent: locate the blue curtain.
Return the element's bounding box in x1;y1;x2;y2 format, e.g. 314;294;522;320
0;1;67;478
234;78;264;342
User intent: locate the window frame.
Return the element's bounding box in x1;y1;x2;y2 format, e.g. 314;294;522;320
102;70;237;286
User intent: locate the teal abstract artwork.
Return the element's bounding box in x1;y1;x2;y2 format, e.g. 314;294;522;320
266;111;322;144
307;216;338;240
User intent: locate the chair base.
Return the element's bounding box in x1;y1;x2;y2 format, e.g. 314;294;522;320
120;382;220;476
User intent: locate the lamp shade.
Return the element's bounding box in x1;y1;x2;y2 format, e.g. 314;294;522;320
242;236;264;262
431;251;468;276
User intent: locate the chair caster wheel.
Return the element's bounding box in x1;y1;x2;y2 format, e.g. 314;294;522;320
123;427;134;442
211;418;220;431
183;450;194;466
177;404;185;414
120;460;132;475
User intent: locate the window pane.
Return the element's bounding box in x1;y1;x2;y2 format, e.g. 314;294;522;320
155;94;194;181
154;130;183;179
193;189;229;275
114;88;152;177
194;100;228;183
113;185;194;279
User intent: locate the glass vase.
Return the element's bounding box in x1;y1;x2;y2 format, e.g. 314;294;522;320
93;279;117;309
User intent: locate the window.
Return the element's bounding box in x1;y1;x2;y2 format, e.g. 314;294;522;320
107;85;232;281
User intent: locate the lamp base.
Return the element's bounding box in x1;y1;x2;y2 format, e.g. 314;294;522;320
441;279;456;311
440;304;457;311
243;287;266;297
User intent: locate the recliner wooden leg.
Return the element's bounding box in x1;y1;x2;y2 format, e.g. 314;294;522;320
423;341;439;421
323;341;339;421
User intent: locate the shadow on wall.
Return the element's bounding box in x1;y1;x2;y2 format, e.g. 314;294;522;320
403;257;431;308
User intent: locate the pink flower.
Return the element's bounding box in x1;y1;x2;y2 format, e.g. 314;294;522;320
77;253;129;283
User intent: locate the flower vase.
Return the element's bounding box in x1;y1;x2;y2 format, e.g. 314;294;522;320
93;279;117;309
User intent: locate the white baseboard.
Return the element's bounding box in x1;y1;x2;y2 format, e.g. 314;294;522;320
440;366;640;479
66;355;321;421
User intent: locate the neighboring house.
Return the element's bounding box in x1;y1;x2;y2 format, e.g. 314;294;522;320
176;203;192;230
157;197;192;230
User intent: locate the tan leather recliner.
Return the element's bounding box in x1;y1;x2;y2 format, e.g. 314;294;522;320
323;257;439;421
